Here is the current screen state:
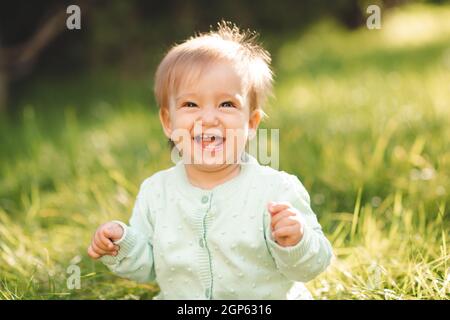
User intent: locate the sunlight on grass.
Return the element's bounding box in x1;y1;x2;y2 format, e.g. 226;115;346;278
382;4;450;47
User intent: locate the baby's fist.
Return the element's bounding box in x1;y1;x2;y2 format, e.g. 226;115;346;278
87;222;124;260
268;201;303;247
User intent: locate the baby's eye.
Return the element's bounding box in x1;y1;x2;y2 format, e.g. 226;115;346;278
183;102;198;108
220;101;235;108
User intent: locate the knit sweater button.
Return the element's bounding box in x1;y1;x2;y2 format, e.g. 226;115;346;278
199;238;204;248
201;195;209;204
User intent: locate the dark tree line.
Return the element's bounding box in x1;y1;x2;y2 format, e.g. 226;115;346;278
0;0;443;112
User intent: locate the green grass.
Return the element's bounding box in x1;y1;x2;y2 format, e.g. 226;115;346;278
0;4;449;299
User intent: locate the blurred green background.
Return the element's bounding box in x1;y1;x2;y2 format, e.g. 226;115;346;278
0;0;449;299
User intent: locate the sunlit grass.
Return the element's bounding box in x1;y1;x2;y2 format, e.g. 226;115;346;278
0;3;449;299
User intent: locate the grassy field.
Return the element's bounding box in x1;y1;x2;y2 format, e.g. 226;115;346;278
0;4;449;299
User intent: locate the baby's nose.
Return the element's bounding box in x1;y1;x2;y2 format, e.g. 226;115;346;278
199;108;219;125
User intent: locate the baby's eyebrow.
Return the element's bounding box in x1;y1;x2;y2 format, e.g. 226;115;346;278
217;92;240;97
217;93;245;104
175;93;198;101
175;92;244;103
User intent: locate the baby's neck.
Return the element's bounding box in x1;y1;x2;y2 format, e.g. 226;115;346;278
184;163;241;190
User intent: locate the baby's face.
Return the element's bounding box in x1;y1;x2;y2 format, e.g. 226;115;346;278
160;60;261;168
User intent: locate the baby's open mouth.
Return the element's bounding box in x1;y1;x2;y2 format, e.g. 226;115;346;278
193;133;225;151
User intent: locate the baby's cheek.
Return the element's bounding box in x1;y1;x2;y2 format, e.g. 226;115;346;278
225;128;248;147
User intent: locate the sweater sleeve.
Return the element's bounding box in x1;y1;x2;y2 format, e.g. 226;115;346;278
263;173;333;282
100;179;156;283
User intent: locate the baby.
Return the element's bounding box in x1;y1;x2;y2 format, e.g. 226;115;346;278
88;22;333;300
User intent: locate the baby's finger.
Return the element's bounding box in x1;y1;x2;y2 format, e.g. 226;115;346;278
106;250;119;257
273;216;299;231
268;202;291;215
273;225;298;238
95;230;115;251
87;245;101;259
94;236;118;253
102;223;123;241
271;210;296;229
91;241;109;256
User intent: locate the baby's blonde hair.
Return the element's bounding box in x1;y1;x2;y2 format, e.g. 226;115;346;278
154;21;273;116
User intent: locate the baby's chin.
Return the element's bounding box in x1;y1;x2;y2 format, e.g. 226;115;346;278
184;148;241;168
178;140;246;167
190;162;229;172
189;151;230;167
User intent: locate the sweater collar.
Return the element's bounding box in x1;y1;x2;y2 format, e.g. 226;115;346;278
173;152;258;202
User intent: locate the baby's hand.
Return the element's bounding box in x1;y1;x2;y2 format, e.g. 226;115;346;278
87;222;124;259
268;201;304;247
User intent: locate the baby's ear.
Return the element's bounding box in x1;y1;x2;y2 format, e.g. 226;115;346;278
159;107;172;138
249;109;263;131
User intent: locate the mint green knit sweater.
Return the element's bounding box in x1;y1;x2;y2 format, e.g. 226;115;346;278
100;153;333;299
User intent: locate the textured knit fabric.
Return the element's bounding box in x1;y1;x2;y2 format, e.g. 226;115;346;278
100;153;333;299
